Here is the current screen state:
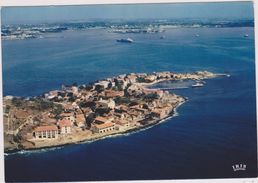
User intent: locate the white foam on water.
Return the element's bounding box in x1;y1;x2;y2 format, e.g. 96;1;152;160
5;146;65;156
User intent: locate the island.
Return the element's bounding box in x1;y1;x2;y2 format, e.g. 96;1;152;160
3;71;226;152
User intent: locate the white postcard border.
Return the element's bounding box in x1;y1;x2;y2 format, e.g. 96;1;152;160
0;1;257;183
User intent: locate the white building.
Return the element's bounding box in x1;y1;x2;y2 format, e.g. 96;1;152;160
58;119;72;134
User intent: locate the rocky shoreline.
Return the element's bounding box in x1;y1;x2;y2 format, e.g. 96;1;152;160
5;99;186;154
4;70;223;153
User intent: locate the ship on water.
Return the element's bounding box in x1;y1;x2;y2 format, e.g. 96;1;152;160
116;38;134;43
192;81;204;88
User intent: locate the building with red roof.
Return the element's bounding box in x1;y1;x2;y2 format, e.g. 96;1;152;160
92;122;116;133
33;125;59;139
58;119;72;134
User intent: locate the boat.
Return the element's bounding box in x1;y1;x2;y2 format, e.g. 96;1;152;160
192;82;204;88
244;34;249;37
117;38;134;43
160;35;165;39
195;34;200;37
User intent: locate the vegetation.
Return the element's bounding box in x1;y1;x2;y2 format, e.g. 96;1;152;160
136;77;147;83
79;101;96;108
5;105;10;113
35;99;54;110
68;96;76;102
129;100;139;106
107;82;113;89
95;107;111;116
86;113;95;128
143;93;159;102
11;97;24;107
85;85;94;91
52;104;63;118
114;96;131;105
124;83;132;97
95;85;104;93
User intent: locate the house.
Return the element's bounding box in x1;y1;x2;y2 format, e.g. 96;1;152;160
145;75;157;82
151;108;168;119
115;105;129;113
94;116;113;124
127;109;144;120
60;112;75;124
63;103;75;112
75;114;86;127
126;74;137;83
92;122;116;133
33;125;59;139
127;85;143;96
44;90;59;99
81;107;92;115
155;90;164;97
41;114;56;124
71;86;79;95
143;88;164;97
156;72;172;79
58;119;72;134
115;119;130;127
95;80;110;89
130;105;147;114
98;98;116;109
114;112;126;120
104;90;124;98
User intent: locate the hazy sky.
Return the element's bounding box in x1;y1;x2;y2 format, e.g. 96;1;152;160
1;2;254;25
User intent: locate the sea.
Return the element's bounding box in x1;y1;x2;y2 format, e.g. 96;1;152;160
2;26;257;181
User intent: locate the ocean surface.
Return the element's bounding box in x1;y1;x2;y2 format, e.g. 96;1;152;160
2;27;257;181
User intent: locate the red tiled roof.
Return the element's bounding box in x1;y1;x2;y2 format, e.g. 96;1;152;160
95;122;114;129
34;125;58;132
59;119;72;127
60;112;74;117
76;114;85;123
151;108;165;115
105;90;124;97
63;103;74;109
95;116;108;123
115;120;129;125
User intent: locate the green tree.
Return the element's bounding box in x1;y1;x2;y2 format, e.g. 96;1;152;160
136;77;146;83
95;85;104;93
143;93;159;102
52;104;63;118
11;97;23;107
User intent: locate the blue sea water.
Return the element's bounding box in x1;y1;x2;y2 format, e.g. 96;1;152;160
2;27;257;181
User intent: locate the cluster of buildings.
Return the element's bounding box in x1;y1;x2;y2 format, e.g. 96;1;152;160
4;71;214;144
1;25;67;40
31;71;191;141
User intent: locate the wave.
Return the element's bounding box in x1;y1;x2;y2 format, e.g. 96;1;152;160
5;146;65;156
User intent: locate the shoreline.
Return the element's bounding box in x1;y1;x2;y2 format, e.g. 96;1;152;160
5;99;186;155
4;70;222;154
